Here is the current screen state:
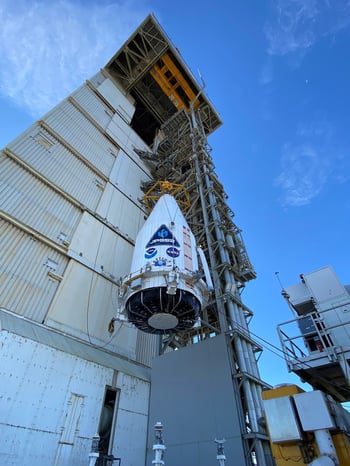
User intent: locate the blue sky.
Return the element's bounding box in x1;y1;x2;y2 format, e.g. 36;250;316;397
1;0;350;389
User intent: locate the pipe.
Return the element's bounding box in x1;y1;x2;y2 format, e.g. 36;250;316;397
197;246;214;291
311;429;339;466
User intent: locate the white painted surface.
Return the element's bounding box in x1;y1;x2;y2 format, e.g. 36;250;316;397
263;396;303;443
0;153;81;243
0;36;155;466
67;211;134;275
0;220;68;321
96;183;145;242
45;260;138;359
44;99;118;177
0;331;113;466
0;331;151;466
130;194;199;275
109;147;151;202
114;373;150;465
136;331;159;366
97;78;135;123
8;125;105;210
304;266;348;305
106;112;150;157
294;391;335;431
71;85;114;130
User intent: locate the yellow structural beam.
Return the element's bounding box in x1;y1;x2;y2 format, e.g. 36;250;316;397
143;180;190;212
150;53;200;111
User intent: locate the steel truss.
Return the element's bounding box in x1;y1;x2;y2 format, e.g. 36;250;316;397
136;107;274;466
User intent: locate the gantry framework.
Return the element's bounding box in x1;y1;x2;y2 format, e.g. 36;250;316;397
104;15;273;466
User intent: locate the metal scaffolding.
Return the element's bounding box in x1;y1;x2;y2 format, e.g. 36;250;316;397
136;106;272;466
106;14;274;465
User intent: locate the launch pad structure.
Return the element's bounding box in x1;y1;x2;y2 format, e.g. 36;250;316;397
106;15;271;465
0;14;272;466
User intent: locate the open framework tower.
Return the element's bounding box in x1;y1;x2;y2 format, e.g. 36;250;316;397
0;15;272;466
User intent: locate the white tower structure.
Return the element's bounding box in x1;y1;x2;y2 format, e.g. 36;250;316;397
0;15;272;466
279;265;350;402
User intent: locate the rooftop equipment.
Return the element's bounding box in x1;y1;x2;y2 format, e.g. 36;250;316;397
278;266;350;402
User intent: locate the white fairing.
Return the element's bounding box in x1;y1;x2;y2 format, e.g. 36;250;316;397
130;194;198;275
123;194;210;334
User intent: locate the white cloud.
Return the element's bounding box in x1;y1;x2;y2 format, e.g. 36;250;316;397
259;61;274;85
275;143;328;206
265;0;350;56
275;121;349;206
0;0;151;117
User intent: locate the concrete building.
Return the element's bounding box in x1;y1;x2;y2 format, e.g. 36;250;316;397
0;15;272;466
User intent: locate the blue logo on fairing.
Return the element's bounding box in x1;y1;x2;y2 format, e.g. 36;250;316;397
154;258;167;266
145;248;157;259
166;247;180;258
146;224;180;247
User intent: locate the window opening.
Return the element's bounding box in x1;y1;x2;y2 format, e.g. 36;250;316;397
97;387;120;465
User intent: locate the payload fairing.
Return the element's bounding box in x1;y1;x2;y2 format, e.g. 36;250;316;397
121;194;212;334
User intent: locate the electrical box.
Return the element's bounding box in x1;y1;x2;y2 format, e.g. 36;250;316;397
303;266;348;306
263;396;303;444
293;390;335;431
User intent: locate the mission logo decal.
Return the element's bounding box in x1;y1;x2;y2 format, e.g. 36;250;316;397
144;247;157;259
146;224;180;248
166;247;180;258
153;257;168;267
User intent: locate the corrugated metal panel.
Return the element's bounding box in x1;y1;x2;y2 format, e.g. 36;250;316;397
110;150;151;203
106;112;150;155
128;124;152;152
89;71;106;88
0;331;114;466
136;331;159;367
7;125;105;210
97;78;135;123
71;85;114;130
0;154;81;244
96;184;145;242
46;259;138;360
0;220;68;322
44;99;118;177
68;211;134;275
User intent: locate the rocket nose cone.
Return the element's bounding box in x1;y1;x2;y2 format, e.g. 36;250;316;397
145;193;188;225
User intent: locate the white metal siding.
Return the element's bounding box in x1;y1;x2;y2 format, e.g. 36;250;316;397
0;331;114;466
0;154;81;244
110;149;151;203
44;100;118;176
89;71;105;88
96;184;145;243
68;211;133;275
45;260;138;359
97;78;135;123
71;85;114;130
114;373;150;465
106;112;150;155
7;125;105;210
136;331;159;367
0;220;68;322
